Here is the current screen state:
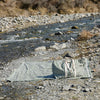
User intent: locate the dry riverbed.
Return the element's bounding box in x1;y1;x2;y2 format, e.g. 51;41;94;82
0;13;100;100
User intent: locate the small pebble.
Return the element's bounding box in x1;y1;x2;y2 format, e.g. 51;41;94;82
62;85;70;91
35;46;46;51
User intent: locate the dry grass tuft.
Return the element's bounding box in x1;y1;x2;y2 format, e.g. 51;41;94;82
38;7;48;15
77;30;95;41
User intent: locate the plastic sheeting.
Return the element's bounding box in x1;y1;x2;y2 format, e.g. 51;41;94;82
7;58;92;81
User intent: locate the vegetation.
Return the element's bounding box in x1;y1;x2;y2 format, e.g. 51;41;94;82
20;0;100;14
0;0;100;17
77;30;95;41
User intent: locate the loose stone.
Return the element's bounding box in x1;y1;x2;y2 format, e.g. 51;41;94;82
62;85;70;91
35;86;44;89
71;26;79;29
55;31;64;35
50;43;67;50
35;46;46;51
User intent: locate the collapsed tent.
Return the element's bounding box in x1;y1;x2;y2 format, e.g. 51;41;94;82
7;57;92;81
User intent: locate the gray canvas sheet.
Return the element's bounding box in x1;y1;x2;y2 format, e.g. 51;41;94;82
7;58;92;81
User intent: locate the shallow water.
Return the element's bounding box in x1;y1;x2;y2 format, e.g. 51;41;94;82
0;14;100;67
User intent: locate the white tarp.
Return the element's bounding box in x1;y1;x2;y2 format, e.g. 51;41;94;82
7;57;92;81
53;58;92;78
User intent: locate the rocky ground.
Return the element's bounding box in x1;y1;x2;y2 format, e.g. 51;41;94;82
0;13;97;32
0;13;100;100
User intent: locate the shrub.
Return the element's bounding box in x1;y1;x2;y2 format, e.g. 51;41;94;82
0;0;100;16
77;30;95;41
38;7;48;15
15;0;99;14
74;0;85;7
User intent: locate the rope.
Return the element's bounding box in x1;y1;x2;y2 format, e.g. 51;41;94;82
65;59;76;77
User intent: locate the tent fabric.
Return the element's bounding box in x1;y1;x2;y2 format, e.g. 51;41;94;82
7;61;54;81
53;58;92;79
7;58;92;81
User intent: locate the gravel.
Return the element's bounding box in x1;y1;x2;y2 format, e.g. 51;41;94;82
0;13;100;100
0;13;99;32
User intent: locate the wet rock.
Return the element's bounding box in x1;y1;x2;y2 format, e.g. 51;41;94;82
71;26;79;29
35;46;46;51
50;31;64;36
45;38;51;41
55;31;64;35
65;31;73;34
